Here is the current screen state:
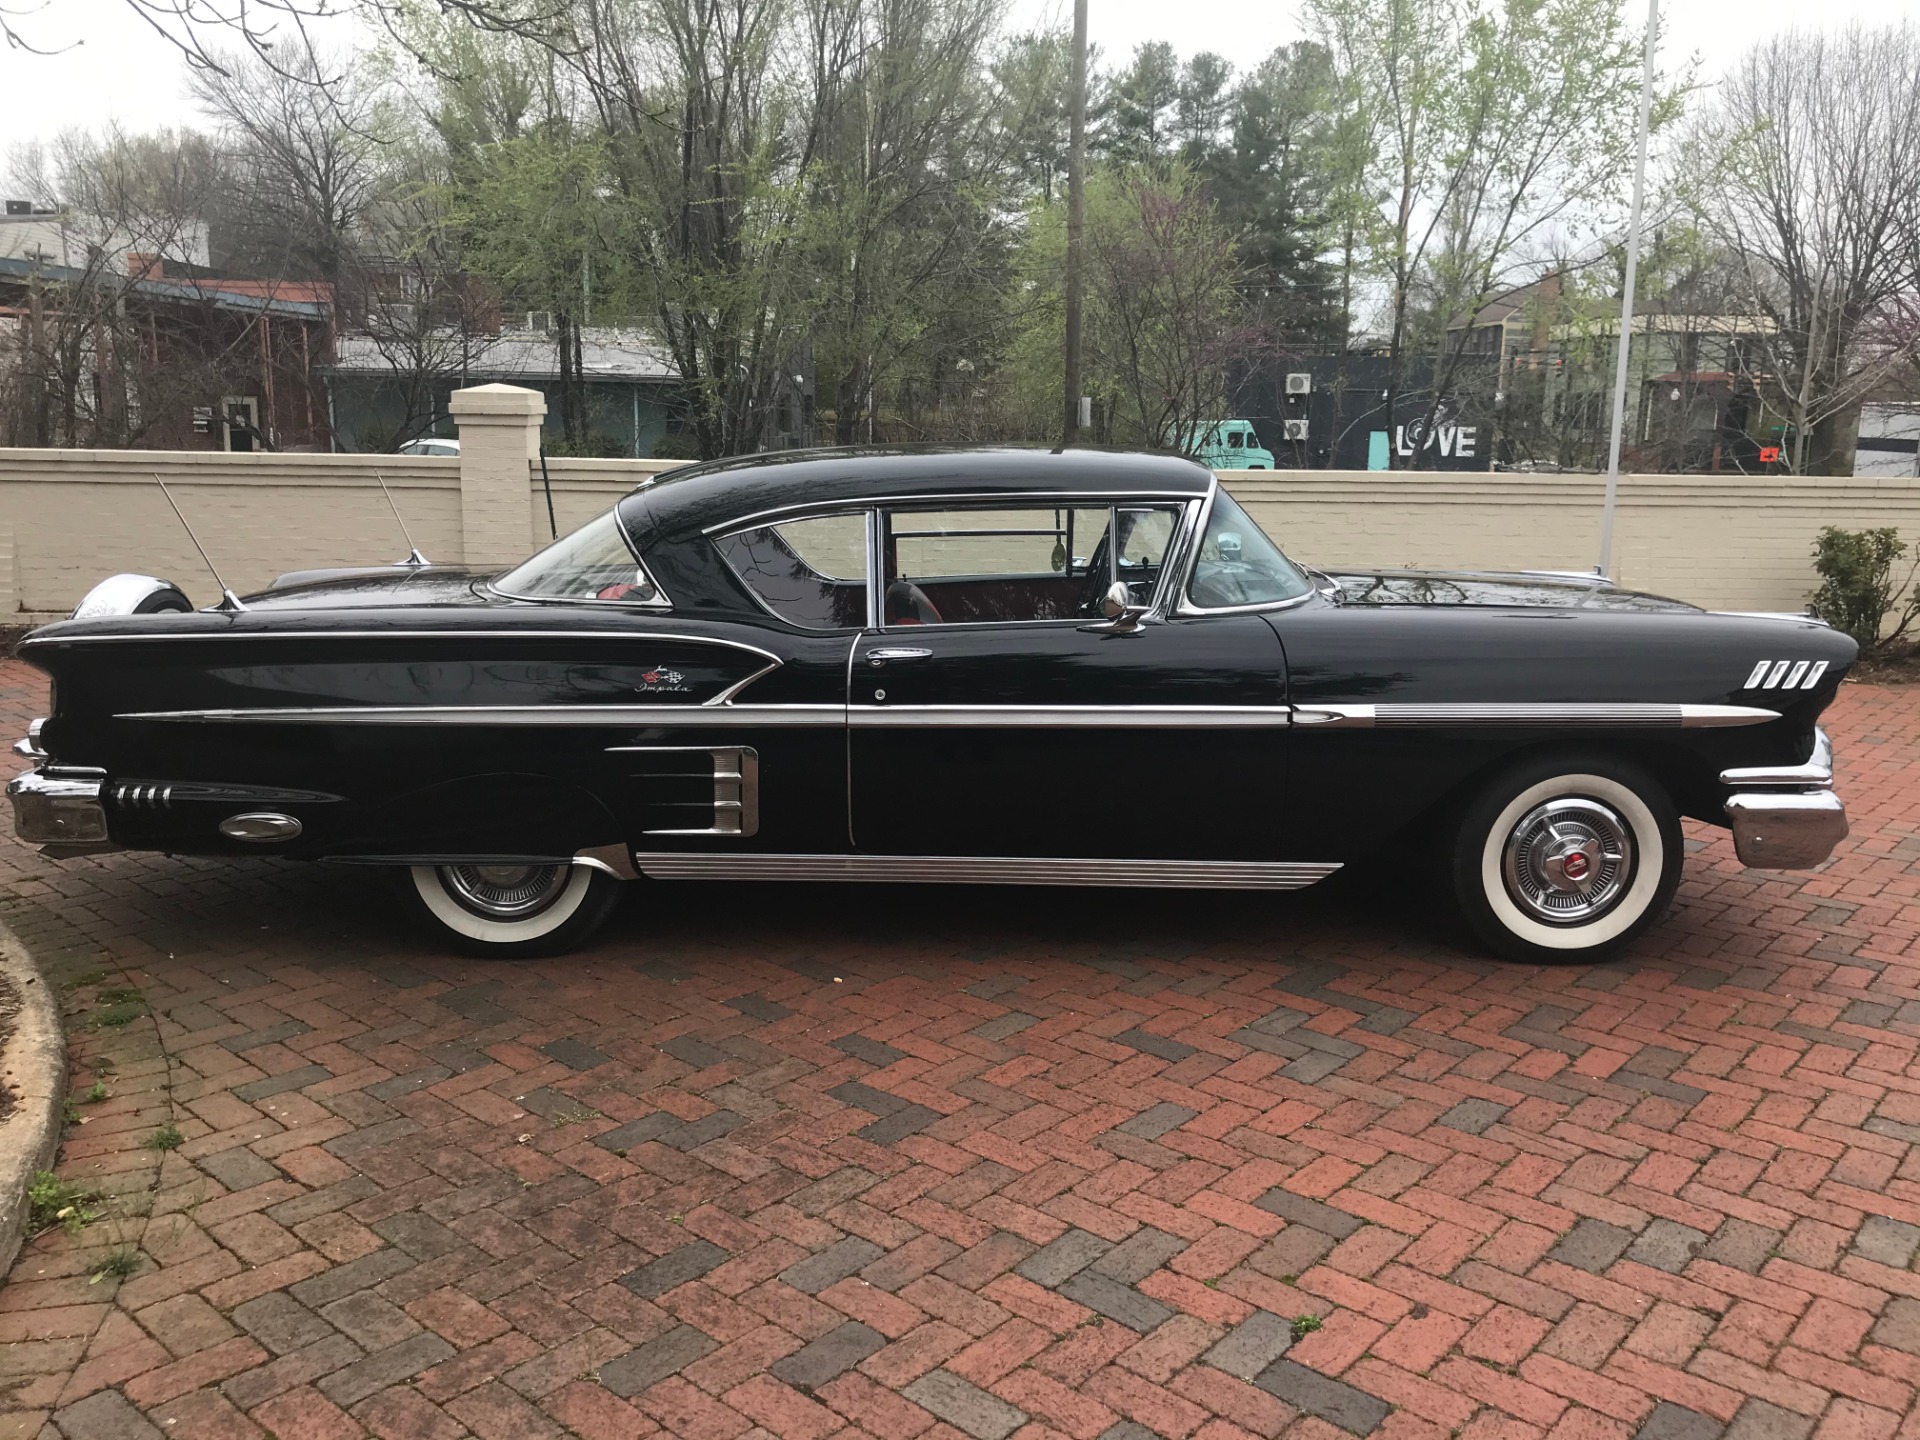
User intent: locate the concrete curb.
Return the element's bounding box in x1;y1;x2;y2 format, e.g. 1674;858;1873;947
0;917;68;1283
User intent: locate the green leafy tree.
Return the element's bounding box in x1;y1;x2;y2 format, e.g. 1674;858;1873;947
1007;164;1244;450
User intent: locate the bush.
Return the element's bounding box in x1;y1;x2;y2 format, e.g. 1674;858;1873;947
1809;527;1920;650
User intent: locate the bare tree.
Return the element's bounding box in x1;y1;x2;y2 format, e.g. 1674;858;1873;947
191;46;388;286
1682;24;1920;474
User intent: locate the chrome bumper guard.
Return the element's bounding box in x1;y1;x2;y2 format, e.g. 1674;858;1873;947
1719;728;1848;869
10;721;120;856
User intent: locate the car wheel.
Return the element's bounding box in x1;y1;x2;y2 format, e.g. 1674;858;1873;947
401;862;623;958
1452;755;1682;964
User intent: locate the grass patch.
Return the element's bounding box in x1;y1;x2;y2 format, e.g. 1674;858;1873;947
82;1081;108;1104
1290;1314;1323;1341
145;1124;184;1152
68;970;109;988
27;1172;100;1236
89;1249;141;1284
92;992;148;1028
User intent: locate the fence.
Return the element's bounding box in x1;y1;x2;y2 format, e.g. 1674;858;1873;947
0;382;1914;621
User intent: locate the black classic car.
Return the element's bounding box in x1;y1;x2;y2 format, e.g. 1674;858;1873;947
10;447;1854;962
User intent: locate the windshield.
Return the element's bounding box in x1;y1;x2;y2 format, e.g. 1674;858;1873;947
1187;491;1312;609
492;511;657;603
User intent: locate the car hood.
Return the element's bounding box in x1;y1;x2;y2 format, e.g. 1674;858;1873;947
1321;567;1700;613
240;566;495;611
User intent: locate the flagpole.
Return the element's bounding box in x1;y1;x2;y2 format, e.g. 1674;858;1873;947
1599;0;1658;579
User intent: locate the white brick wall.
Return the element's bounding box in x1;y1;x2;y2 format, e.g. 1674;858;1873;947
1;439;1914;619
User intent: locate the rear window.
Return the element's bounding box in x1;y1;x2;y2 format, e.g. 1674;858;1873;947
492;511;659;603
715;512;869;629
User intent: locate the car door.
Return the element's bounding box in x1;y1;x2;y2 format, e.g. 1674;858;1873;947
848;497;1291;860
607;509;867;863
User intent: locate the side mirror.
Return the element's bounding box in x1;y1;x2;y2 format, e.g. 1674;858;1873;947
1091;580;1149;634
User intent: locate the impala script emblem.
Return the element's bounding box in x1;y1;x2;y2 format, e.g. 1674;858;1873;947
1742;660;1828;691
637;667;690;693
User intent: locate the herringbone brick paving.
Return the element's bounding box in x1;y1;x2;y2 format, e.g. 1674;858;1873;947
2;655;1919;1440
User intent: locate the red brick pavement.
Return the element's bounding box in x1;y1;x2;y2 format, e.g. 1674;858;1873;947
2;655;1919;1440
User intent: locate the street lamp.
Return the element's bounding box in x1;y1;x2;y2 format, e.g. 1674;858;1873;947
1598;0;1659;580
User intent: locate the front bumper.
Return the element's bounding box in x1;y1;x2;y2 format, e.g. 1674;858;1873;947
1721;728;1848;869
8;767;119;855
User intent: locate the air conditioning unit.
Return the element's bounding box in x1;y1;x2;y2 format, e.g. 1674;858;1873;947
1285;373;1312;395
1283;418;1309;441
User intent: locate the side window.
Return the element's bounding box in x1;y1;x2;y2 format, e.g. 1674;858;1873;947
1227;431;1243;448
880;504;1179;626
715;511;868;629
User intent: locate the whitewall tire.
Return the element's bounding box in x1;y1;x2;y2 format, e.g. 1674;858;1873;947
400;862;624;958
1452;756;1682;964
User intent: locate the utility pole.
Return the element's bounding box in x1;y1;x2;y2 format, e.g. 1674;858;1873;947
1598;0;1658;579
1062;0;1088;446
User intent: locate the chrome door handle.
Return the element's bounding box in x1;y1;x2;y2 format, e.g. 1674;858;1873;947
867;647;932;665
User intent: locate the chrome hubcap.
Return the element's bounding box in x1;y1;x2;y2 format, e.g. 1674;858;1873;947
1501;798;1633;924
441;863;569;920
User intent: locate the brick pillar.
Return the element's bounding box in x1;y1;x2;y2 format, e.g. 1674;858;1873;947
449;383;546;568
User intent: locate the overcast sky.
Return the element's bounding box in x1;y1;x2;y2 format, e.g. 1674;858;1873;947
1;0;1913;175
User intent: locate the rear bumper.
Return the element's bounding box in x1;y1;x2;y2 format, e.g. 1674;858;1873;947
8;768;119;855
1720;728;1848;869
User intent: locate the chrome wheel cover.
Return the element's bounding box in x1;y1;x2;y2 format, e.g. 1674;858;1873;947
439;863;570;921
1500;797;1633;925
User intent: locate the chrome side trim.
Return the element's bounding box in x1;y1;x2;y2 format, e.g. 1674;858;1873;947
25;631;785;668
573;843;641;880
849;705;1293;728
608;745;760;837
630;853;1341;890
117;704;843;727
1720;728;1834;789
1287;703;1779;729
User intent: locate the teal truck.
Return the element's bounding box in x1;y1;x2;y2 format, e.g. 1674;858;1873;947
1184;419;1276;469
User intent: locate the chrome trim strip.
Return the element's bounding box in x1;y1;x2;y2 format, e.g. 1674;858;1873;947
849;704;1293;728
1285;703;1779;729
27;630;785;664
573;843;641;880
1720;728;1834;788
1802;661;1829;690
705;488;1206;538
117;703;843;727
630;853;1341;890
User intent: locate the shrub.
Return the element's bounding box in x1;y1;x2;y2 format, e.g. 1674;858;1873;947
1809;527;1920;650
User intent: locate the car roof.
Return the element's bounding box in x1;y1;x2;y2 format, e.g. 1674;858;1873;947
618;445;1214;542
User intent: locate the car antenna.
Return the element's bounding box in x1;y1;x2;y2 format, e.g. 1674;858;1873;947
374;471;430;567
153;473;246;612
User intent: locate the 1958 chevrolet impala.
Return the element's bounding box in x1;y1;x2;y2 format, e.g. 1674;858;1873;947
9;447;1855;961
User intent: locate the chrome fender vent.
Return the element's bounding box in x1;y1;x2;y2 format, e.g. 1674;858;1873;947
608;745;759;837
